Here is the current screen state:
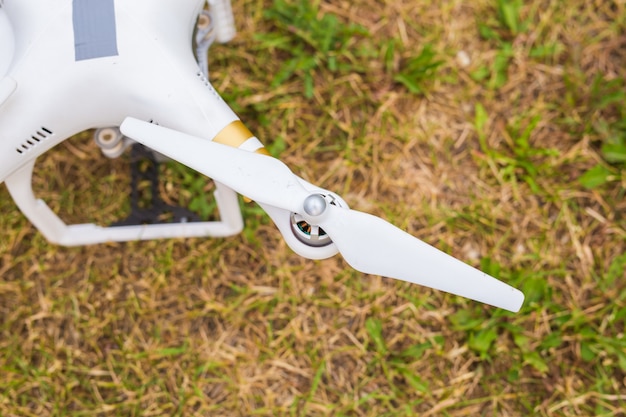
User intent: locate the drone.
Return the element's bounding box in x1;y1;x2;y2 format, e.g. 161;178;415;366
0;0;524;312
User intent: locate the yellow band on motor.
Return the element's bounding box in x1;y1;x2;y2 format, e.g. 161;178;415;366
213;120;254;148
213;120;269;156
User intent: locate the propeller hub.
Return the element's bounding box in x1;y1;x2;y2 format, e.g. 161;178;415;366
303;194;327;217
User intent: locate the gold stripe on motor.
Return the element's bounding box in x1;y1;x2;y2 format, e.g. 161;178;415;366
213;120;269;155
213;120;254;148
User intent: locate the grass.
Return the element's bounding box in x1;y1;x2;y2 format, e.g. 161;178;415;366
1;0;626;415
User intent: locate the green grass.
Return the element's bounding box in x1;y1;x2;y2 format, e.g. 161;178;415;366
1;0;626;415
256;0;369;98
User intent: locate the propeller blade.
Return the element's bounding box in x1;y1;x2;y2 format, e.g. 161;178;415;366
321;206;524;312
120;117;524;312
120;118;308;213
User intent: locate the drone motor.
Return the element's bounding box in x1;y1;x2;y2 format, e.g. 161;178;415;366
289;193;344;248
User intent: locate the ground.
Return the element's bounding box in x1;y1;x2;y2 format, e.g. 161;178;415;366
1;0;625;416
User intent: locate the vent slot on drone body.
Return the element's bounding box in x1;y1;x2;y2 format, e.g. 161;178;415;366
16;127;53;155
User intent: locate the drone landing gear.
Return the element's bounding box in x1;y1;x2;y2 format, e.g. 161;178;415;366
3;132;244;246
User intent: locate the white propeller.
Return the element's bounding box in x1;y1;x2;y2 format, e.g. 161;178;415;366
120;117;525;312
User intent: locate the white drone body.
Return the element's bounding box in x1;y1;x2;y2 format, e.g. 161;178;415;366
0;0;525;312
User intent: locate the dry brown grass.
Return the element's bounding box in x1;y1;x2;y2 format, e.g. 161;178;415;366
1;0;625;416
